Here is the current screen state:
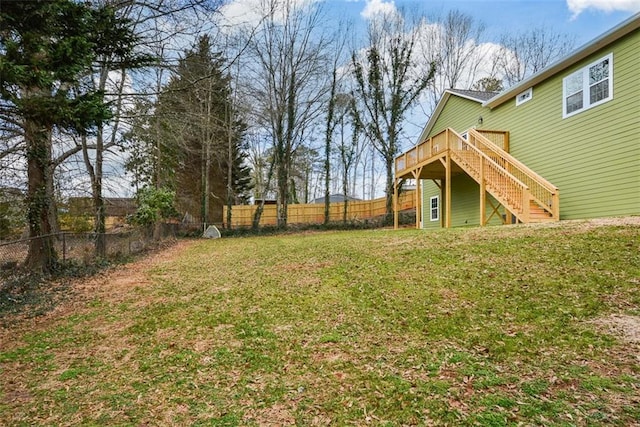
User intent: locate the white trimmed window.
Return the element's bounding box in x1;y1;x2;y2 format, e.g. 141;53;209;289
429;196;439;221
516;88;532;106
563;53;613;118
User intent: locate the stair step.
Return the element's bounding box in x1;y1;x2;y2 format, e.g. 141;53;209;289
451;146;558;224
528;217;557;223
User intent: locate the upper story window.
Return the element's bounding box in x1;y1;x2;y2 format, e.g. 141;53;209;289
563;53;613;118
516;88;532;106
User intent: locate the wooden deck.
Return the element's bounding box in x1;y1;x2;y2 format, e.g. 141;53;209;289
393;128;559;229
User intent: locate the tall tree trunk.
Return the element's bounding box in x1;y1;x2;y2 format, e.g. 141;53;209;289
204;142;211;225
341;122;349;224
276;159;289;228
323;69;337;225
86;66;124;257
342;166;349;224
384;153;394;226
275;113;288;228
24;115;57;272
226;104;234;229
253;157;275;229
94;125;106;256
201;142;208;225
370;147;375;201
45;130;59;235
202;76;214;226
323;142;331;225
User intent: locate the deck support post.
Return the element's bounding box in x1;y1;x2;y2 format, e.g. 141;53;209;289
393;179;399;230
552;191;560;220
445;153;451;229
522;189;531;223
479;158;486;226
413;168;423;229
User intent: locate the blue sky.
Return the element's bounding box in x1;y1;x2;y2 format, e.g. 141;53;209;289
322;0;639;46
220;1;640;63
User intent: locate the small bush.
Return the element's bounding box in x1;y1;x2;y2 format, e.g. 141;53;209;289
59;213;93;233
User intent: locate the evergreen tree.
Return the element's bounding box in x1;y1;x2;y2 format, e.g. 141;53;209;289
0;0;141;272
125;36;251;224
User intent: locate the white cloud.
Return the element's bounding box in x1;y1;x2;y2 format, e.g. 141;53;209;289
360;0;397;20
567;0;640;18
218;0;319;32
218;0;266;30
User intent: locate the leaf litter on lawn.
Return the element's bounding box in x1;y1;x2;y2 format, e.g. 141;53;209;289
1;219;640;425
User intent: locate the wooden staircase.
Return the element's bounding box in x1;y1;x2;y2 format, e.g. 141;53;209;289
448;128;559;223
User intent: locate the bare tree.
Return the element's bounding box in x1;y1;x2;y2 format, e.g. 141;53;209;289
495;26;575;87
418;9;487;114
243;0;332;227
82;0;228;246
351;10;436;223
323;63;339;224
322;27;348;225
334;93;358;222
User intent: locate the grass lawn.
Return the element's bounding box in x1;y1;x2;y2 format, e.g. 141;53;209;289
1;219;639;425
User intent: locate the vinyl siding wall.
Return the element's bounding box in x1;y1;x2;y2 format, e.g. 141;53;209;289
421;176;506;228
428;96;486;137
421;29;639;226
421;180;441;229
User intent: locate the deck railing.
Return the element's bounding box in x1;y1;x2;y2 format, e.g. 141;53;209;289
395;129;508;176
395;130;449;174
477;130;509;151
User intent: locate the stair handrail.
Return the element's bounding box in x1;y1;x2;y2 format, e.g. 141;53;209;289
448;129;531;214
467;128;559;218
448;129;529;191
467;128;558;193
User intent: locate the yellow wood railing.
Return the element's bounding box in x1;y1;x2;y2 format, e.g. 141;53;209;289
464;129;559;220
447;129;530;218
395;129;508;175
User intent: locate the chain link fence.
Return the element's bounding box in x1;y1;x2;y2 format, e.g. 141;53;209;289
0;223;207;293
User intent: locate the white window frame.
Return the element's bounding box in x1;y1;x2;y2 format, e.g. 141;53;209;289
562;53;613;119
516;87;533;106
429;196;439;222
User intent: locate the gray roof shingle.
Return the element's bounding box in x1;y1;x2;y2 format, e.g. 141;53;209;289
447;89;498;102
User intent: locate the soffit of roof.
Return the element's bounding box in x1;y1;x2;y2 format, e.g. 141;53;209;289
418;89;487;142
484;12;640;109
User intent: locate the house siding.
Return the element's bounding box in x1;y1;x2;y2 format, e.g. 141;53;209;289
421;180;441;229
429;96;485;137
421;27;639;226
421;176;505;228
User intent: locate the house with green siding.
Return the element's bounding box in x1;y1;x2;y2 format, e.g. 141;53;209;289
394;12;640;229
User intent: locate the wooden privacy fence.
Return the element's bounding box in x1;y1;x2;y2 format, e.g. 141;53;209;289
224;190;416;227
